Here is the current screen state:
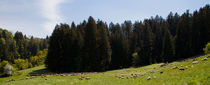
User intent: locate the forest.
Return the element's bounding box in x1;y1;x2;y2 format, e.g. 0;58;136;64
0;29;48;73
0;5;209;73
46;5;210;72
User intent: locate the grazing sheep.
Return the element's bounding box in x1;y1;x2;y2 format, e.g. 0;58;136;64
160;63;168;67
160;71;163;74
172;66;178;69
86;77;91;80
121;74;124;77
192;61;198;64
202;57;207;61
131;74;138;79
193;58;197;61
179;67;184;71
79;77;83;80
147;76;151;80
79;76;84;80
26;77;29;80
185;66;188;69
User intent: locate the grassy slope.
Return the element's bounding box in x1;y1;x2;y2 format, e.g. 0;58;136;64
0;55;209;85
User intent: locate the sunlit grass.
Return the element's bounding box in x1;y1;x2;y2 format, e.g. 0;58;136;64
0;55;209;85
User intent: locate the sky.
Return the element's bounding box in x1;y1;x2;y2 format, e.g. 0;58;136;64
0;0;209;38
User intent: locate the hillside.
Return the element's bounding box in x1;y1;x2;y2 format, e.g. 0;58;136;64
0;55;209;85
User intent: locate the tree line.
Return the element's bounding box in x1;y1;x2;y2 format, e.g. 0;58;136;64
46;4;210;72
0;30;49;62
0;29;49;72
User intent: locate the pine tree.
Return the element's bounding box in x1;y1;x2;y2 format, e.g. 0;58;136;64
83;16;101;71
45;24;71;72
14;31;25;58
137;20;154;65
167;12;180;36
109;23;129;69
161;22;175;62
175;10;192;59
97;21;112;70
122;21;133;67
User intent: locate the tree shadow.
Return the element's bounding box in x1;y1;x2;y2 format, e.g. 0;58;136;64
28;68;52;76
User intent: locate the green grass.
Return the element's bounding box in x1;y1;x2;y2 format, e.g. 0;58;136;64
0;55;209;85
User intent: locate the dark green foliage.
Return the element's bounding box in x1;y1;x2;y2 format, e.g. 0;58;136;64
45;24;71;72
161;22;175;62
46;17;112;72
83;17;100;71
175;10;192;59
0;28;48;64
137;20;154;65
167;12;180;36
109;23;129;69
97;21;112;70
14;31;25;58
191;5;210;56
0;29;17;62
122;21;133;67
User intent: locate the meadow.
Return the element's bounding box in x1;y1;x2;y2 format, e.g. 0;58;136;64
0;55;209;85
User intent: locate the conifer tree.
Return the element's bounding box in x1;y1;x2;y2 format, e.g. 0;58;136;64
97;21;112;70
83;16;101;71
161;22;175;62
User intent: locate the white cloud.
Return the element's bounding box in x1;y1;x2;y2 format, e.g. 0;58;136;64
39;0;70;33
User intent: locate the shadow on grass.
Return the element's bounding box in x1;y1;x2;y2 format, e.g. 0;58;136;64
28;68;52;76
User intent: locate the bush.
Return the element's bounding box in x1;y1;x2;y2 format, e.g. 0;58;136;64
29;56;45;67
14;59;28;70
0;60;9;73
203;42;210;54
29;56;39;67
29;49;47;67
132;52;140;66
3;64;14;76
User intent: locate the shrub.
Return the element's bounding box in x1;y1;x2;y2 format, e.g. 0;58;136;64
3;64;14;76
29;49;47;67
132;52;140;66
203;42;210;54
29;56;39;67
28;63;33;68
0;60;9;73
14;59;28;70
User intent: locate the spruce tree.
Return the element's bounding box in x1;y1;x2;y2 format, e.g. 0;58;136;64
83;16;101;71
161;22;175;62
97;21;112;70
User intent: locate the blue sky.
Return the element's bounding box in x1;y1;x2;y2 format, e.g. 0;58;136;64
0;0;209;38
